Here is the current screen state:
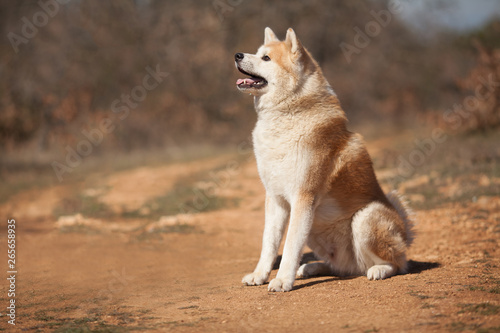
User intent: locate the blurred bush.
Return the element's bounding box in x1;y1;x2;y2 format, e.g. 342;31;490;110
456;42;500;132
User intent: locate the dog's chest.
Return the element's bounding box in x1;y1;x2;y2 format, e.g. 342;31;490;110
252;118;311;198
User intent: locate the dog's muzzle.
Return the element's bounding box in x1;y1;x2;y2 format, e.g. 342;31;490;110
234;53;268;90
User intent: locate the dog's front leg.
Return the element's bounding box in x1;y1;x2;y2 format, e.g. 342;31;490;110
242;195;289;286
268;193;314;292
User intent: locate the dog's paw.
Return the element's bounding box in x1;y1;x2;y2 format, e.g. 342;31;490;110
296;262;331;279
367;264;396;280
296;263;310;279
242;272;268;286
268;277;293;292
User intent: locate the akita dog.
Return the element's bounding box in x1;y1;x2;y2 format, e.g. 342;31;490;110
235;27;414;292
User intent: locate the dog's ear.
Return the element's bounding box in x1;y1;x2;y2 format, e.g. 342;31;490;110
285;28;302;54
264;27;279;44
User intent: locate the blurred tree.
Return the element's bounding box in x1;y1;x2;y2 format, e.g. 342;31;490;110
457;41;500;132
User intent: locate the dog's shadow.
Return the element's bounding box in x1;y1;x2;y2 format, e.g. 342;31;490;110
272;252;440;290
272;252;318;270
406;259;441;274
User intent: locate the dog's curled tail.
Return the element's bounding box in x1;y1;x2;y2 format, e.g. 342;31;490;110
386;190;415;247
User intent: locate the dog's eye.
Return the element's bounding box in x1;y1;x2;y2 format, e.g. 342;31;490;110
262;55;271;61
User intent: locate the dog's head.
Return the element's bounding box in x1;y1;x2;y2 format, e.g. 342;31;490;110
234;27;315;98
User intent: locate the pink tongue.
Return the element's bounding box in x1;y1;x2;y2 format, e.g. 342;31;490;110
236;78;258;85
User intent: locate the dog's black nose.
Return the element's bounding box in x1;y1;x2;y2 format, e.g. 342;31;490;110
235;53;244;62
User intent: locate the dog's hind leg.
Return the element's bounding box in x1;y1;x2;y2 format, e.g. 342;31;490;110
296;262;333;279
366;263;397;280
352;201;409;280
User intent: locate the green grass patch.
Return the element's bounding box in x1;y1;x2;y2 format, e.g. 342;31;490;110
53;160;242;224
458;303;500;316
404;179;499;211
59;224;101;234
178;305;199;310
447;321;479;332
421;303;436;309
122;168;241;220
34;310;55;322
477;326;500;333
489;287;500;294
364;328;379;333
134;223;198;242
54;321;126;333
379;130;500;210
0;164;57;204
408;290;431;300
164;320;198;328
53;192;114;219
47;308;156;332
469;285;486;291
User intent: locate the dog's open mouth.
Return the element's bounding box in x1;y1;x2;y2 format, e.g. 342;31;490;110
236;67;268;89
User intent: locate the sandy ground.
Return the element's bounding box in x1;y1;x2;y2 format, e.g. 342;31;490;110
0;136;499;332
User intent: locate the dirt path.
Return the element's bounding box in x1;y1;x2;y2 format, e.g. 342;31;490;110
0;138;499;332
